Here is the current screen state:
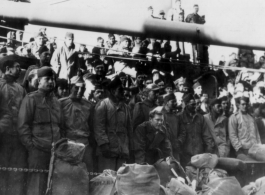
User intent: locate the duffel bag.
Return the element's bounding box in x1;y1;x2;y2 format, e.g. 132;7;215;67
116;164;160;195
89;170;116;195
249;144;265;161
191;153;218;169
216;157;246;171
46;138;89;195
202;177;245;195
154;156;188;187
166;178;196;195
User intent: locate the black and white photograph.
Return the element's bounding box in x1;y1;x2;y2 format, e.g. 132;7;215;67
0;0;265;194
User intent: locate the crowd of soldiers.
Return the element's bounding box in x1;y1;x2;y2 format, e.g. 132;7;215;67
0;1;264;195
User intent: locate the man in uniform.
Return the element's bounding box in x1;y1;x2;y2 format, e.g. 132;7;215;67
229;96;261;159
178;93;214;167
204;98;230;157
0;58;27;195
18;67;62;195
51;32;80;80
60;77;94;173
132;84;160;130
93;76;133;172
134;108;172;165
161;94;186;160
25;32;49;59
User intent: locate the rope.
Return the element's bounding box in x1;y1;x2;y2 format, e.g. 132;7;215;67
0;166;102;176
0;24;265;73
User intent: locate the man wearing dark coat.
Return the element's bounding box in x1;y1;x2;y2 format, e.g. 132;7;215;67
60;77;94;173
134;108;172;165
132;84;160;130
93;76;133;172
0;58;27;195
178;93;214;167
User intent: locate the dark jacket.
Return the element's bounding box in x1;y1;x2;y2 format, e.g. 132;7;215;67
60;97;93;144
134;121;172;165
17;90;62;152
132;99;156;130
161;107;186;155
0;75;26;135
204;113;230;157
93;97;133;158
178;108;214;165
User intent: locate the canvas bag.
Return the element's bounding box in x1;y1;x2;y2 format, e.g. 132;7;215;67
201;177;245;195
154;156;188;187
89;170;116;195
116;164;160;195
249;144;265;161
165;178;196;195
46;138;89;195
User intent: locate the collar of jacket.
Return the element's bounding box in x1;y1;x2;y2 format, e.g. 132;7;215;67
38;88;55;98
63;42;76;59
161;106;173;114
181;107;199;123
205;113;226;126
145;121;166;134
235;110;253;117
4;74;16;83
142;99;156;107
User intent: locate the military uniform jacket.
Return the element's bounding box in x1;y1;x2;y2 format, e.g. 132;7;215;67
0;76;26;135
18;90;62;152
134;121;172;165
60;97;93;142
132;99;156;130
93;97;133;158
178;109;215;157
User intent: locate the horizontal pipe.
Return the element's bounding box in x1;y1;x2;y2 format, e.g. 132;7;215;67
0;2;265;50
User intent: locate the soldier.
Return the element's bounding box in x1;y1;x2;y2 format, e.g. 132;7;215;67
51;32;80;80
0;57;27;195
60;77;94;173
132;84;160;130
229;96;261;160
25;32;49;59
93;76;133;172
18;67;62;195
204;98;230;157
134;108;172;164
161;94;186;161
178;93;214;167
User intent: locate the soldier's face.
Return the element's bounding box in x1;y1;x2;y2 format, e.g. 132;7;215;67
150;114;163;129
221;100;229;112
57;86;68;98
194;6;199;13
167;99;176;110
212;103;222;115
8;62;21;79
38;76;55;91
194;86;202;95
71;83;85;100
239;100;248;113
113;87;124;101
109;36;115;45
165;87;173;94
94;65;105;76
36;36;44;46
186;99;196;113
148;90;159;102
94;89;104;101
65;37;74;47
